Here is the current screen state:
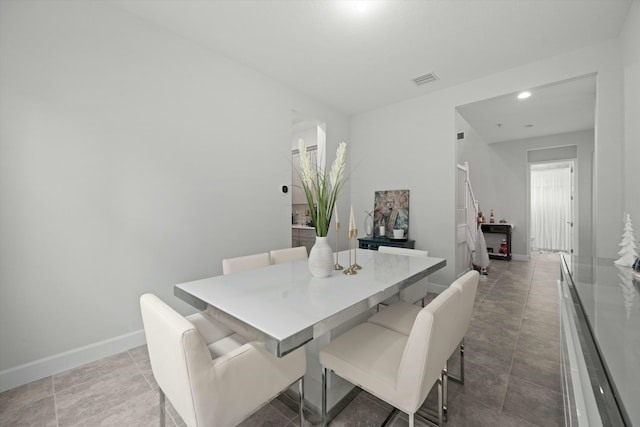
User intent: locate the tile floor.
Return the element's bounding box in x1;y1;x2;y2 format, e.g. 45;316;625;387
0;253;564;426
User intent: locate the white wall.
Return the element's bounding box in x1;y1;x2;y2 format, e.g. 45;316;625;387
351;39;626;287
459;129;594;258
622;1;640;226
351;92;456;285
0;0;349;388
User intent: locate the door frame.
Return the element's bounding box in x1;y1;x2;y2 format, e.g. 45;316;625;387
527;158;576;255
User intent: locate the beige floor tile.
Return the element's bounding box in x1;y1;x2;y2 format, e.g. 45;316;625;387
501;376;563;427
2;256;565;427
450;361;510;411
0;376;53;412
53;352;136;392
0;395;57;427
56;367;151;427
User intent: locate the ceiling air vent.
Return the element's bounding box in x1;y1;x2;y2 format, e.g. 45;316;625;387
412;72;438;87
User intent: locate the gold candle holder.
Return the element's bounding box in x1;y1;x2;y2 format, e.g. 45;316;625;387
334;222;343;270
351;228;362;270
344;229;357;275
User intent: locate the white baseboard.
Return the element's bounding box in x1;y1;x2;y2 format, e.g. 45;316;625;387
0;329;146;393
511;253;529;261
0;278;455;393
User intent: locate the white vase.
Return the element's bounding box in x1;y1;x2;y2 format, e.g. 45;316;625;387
364;211;373;236
308;236;334;278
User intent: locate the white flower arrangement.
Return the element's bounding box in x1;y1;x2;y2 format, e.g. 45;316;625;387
297;139;347;237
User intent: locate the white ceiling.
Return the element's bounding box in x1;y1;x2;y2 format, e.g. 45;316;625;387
111;0;631;117
457;74;597;143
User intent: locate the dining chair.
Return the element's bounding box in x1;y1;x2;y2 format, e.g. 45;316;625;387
222;252;271;275
377;246;430;307
319;286;461;427
140;293;306;427
367;270;479;420
445;270;479;385
270;246;308;264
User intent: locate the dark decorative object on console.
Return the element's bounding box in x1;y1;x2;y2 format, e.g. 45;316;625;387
358;236;415;251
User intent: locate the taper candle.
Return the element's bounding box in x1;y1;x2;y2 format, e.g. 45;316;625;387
334;203;343;270
349;205;356;232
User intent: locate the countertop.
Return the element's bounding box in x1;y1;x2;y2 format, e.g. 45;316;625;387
564;255;640;425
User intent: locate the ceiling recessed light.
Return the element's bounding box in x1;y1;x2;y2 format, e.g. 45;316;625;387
517;91;532;100
337;1;382;16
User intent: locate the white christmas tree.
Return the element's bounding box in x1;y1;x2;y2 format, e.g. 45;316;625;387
472;226;491;274
614;213;638;267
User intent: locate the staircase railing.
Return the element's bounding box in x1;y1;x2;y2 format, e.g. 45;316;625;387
456;162;479;275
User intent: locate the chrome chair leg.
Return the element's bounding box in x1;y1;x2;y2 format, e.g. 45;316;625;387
448;338;465;385
159;388;165;427
460;338;465;383
298;377;305;427
381;408;399;427
442;360;448;421
437;373;443;426
416;372;445;426
321;367;328;427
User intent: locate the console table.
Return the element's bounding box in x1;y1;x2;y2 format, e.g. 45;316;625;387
358;236;415;251
480;223;512;261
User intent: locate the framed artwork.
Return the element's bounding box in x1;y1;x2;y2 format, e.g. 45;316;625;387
373;189;409;238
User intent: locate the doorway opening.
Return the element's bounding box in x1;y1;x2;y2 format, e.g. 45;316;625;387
529;160;574;254
291;110;326;252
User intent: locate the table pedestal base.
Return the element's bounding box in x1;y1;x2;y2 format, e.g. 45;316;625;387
283;309;373;421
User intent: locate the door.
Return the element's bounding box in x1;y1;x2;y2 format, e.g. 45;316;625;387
529;161;575;254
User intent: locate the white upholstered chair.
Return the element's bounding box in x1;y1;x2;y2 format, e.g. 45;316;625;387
319;286;461;427
140;294;306;427
367;298;422;334
270;246;308;264
367;270;479;419
222;252;271;275
377;246;430;306
445;270;479;384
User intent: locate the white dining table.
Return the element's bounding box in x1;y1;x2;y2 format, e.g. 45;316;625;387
174;248;446;415
175;248;446;355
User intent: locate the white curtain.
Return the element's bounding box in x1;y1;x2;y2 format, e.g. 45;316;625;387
530;165;572;252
